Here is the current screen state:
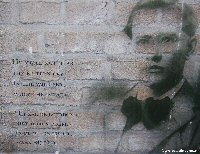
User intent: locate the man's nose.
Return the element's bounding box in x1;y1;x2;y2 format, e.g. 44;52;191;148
151;54;162;63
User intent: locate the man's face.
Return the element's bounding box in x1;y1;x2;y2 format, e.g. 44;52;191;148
131;7;189;83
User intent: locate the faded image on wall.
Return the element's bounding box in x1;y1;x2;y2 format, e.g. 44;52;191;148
0;0;200;153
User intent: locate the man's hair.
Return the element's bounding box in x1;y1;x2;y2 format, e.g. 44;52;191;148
124;0;198;39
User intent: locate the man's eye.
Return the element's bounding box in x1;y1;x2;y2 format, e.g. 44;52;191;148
158;34;178;44
161;37;171;43
161;36;177;43
137;39;149;44
136;35;152;45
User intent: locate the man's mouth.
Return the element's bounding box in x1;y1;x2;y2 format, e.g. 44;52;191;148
148;65;165;73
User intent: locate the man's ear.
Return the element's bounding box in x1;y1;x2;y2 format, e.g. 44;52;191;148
188;36;197;54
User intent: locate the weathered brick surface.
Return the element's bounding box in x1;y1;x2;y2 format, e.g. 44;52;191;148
67;111;104;132
81;86;127;106
19;2;60;24
133;9;157;25
0;30;13;53
197;35;200;54
1;0;200;153
64;59;107;80
10;87;38;104
63;32;109;54
44;32;61;53
17;65;61;81
128;131;164;152
64;0;112;25
104;32;131;54
111;60;148;80
63;32;131;54
191;4;200;25
109;1;136;26
77;134;104;152
7;110;61;129
40;86;83;106
104;132;122;152
13;31;38;53
13;135;40;152
1;135;19;153
106;112;125;131
45;136;77;152
161;5;182;25
0;2;12;24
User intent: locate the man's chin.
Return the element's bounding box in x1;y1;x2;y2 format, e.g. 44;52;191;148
148;65;165;74
148;73;164;84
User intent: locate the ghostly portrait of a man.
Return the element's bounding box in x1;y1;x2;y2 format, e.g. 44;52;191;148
119;0;200;152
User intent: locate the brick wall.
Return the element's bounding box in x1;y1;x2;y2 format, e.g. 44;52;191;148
0;0;200;153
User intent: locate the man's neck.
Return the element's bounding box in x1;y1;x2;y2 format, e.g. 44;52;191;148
155;78;185;100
